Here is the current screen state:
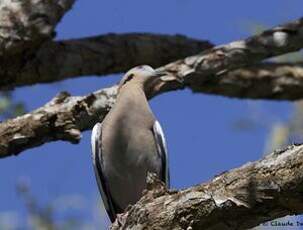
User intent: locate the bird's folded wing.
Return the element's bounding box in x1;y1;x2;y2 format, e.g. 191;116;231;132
91;122;116;222
153;120;170;188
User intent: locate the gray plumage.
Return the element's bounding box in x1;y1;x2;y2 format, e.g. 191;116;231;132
91;65;169;222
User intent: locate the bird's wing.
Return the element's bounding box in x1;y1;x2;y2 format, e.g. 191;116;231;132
152;120;170;188
91;122;116;222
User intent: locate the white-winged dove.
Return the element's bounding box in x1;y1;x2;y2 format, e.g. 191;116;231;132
91;65;169;222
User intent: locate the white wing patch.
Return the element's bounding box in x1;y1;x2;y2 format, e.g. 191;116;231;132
91;122;116;222
91;123;101;161
153;120;170;188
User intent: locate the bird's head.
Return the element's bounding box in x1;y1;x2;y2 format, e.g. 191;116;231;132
118;65;165;93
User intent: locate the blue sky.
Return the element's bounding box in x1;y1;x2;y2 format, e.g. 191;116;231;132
0;0;302;229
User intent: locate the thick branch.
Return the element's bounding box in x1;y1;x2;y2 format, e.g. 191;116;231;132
2;61;303;157
0;33;213;90
0;88;117;157
152;17;303;100
111;144;303;229
192;62;303;100
2;18;303;157
0;0;75;56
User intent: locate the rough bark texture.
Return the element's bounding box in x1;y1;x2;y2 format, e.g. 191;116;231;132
153;17;303;100
2;61;303;157
0;33;213;90
111;144;303;230
0;87;117;157
2;18;303;157
1;2;303;229
0;0;75;56
0;0;76;93
183;62;303;100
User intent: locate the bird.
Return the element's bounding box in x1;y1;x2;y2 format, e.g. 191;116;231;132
91;65;170;222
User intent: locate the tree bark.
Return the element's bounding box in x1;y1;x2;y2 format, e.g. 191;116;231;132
1;18;303;157
0;33;212;90
172;62;303;100
0;3;303;229
0;0;303;229
0;0;75;56
0;88;117;157
153;17;303;100
111;144;303;230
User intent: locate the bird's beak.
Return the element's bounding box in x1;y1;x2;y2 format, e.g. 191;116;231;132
154;70;167;77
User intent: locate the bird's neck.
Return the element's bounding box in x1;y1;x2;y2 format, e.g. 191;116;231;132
115;84;154;120
117;84;147;104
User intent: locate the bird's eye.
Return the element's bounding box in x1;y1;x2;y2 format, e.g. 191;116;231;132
123;73;134;85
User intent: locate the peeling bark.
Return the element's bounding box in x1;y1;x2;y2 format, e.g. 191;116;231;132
111;144;303;230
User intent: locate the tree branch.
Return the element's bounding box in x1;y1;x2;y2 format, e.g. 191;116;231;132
0;33;213;90
0;0;76;92
111;144;303;229
153;17;303;100
0;88;117;158
190;61;303;100
1;18;303;157
0;0;75;56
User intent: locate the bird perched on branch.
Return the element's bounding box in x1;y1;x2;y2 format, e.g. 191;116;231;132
91;65;170;222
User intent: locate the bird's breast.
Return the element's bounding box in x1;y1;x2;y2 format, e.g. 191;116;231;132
102;119;161;210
